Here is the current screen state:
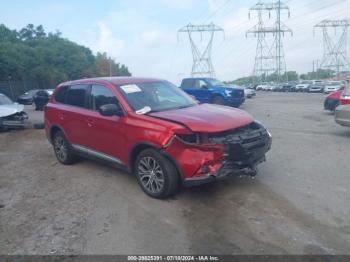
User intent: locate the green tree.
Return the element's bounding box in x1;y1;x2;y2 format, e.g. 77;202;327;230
0;24;131;85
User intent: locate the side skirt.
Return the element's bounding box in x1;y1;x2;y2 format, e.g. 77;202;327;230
71;144;130;173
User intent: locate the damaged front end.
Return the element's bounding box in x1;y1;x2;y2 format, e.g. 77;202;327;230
163;121;272;186
0;108;29;130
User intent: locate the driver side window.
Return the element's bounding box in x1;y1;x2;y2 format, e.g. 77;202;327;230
90;85;119;111
194;80;207;89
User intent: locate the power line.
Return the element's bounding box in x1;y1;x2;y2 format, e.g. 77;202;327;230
314;19;350;74
178;23;224;77
247;0;293;83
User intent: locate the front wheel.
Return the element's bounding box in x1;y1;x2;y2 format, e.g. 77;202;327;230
135;149;179;198
212;95;225;105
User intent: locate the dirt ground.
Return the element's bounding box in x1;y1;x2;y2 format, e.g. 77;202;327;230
0;93;349;255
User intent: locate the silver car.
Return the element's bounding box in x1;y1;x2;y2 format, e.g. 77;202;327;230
335;105;350;127
335;86;350;127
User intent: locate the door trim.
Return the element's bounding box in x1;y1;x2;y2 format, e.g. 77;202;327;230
71;144;125;165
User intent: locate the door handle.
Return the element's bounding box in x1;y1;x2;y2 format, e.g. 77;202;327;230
86;119;94;127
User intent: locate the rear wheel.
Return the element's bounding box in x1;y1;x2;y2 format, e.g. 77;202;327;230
212;95;225;105
53;130;78;165
135;149;179;198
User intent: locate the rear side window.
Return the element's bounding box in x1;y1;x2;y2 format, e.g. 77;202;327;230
55;86;68;103
182;79;196;88
90;85;119;111
66;85;88;108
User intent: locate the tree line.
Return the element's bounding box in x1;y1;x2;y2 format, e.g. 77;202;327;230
228;69;335;86
0;24;131;85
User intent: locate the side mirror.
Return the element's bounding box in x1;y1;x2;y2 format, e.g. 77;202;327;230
99;104;124;117
201;85;208;89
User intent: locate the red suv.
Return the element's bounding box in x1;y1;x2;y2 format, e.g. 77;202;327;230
45;77;271;198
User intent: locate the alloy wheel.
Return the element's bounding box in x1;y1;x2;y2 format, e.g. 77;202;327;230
138;156;165;194
54;135;67;162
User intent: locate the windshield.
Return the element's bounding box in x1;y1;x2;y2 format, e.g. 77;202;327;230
117;81;197;114
206;78;224;86
0;94;13;105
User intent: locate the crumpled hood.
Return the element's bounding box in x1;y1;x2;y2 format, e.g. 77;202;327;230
149;104;254;132
0;104;24;117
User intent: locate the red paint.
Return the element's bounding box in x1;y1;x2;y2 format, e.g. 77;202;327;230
327;90;342;101
45;77;255;179
150;104;253;132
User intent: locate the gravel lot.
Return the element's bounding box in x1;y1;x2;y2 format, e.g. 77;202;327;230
0;92;349;255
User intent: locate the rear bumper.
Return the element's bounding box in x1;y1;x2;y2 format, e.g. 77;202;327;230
335;105;350;127
17;98;33;105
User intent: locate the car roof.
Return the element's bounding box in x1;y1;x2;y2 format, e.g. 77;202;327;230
59;77;164;87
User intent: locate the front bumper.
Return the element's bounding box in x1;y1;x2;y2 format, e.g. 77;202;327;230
227;97;245;107
183;122;272;187
0;112;29;129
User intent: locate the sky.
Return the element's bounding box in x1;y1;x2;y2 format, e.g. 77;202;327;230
1;0;350;84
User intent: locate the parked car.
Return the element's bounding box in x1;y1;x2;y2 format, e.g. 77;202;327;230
243;87;256;98
339;84;350;106
324;81;343;94
180;78;245;107
295;81;311;92
335;105;350;127
280;82;296;92
33;89;54;111
308;80;324;93
335;85;350;126
17;89;40;105
0;93;28;130
45;77;272;198
256;83;270;91
324;90;342;111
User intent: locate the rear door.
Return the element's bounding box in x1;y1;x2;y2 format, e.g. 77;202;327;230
83;84;127;163
58;84;91;148
181;79;211;103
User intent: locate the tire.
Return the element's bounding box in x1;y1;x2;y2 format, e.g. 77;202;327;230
212;95;225;105
135;149;179;199
52;130;78;165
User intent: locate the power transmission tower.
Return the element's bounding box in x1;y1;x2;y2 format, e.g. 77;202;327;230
247;0;292;83
178;23;224;77
314;19;350;75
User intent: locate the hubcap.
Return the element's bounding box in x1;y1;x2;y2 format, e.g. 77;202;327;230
138;156;164;194
54;136;67;161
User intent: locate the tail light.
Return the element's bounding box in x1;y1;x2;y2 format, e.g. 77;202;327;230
340;87;350;105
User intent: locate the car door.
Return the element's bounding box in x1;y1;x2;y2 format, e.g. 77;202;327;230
60;84;91;148
196;79;212;103
83;84;126;164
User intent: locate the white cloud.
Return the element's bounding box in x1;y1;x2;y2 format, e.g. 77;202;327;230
92;22;124;58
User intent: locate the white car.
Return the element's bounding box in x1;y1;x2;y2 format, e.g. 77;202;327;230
244;87;256;98
309;80;324;93
256;83;270;91
324;81;343;94
295;81;311;92
0;93;28;130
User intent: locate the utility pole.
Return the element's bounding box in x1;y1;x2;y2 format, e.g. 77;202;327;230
109;57;112;77
178;23;224;77
247;1;292;83
314;19;350;77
